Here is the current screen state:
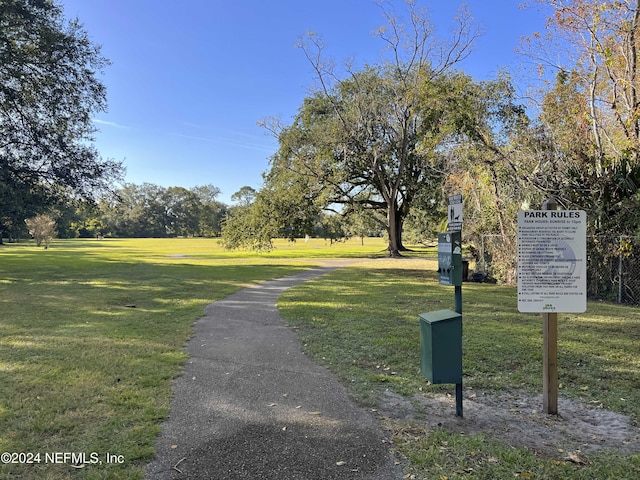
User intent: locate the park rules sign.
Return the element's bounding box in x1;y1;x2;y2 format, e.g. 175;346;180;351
517;210;587;313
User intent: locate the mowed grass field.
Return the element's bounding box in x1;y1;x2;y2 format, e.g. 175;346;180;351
1;237;639;479
278;259;640;479
0;237;388;479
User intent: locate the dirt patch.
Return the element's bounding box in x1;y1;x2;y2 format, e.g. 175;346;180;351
377;389;640;458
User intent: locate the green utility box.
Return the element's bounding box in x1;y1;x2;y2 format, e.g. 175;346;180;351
419;309;462;384
438;232;463;286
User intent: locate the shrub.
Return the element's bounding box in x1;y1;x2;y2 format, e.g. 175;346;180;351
25;214;57;248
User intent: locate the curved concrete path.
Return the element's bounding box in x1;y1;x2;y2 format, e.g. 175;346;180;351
146;265;402;479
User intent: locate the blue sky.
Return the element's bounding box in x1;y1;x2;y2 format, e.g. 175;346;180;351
61;1;548;204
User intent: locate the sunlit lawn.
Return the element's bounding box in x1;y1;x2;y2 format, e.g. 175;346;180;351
0;237;387;479
278;260;640;479
2;237;638;479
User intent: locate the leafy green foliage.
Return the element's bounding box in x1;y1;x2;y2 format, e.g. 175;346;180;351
98;183;227;238
0;0;123;239
521;1;640;237
221;182;319;251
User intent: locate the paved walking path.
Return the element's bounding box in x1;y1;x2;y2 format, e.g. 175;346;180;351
146;264;402;479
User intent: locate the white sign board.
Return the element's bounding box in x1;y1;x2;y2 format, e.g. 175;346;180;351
517;210;587;313
448;194;463;232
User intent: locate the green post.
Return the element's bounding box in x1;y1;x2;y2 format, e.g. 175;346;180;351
454;284;462;417
434;231;464;417
423;194;464;417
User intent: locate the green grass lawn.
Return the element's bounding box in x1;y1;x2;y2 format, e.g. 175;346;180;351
0;237;387;479
278;259;640;479
2;238;638;479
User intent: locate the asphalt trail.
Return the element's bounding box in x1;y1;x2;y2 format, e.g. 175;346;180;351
146;265;402;479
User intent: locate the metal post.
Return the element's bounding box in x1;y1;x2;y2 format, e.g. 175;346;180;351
618;236;623;304
454;284;463;417
542;197;559;415
455;382;463;417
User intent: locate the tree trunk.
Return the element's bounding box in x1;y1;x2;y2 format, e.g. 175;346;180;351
395;209;408;251
386;200;403;257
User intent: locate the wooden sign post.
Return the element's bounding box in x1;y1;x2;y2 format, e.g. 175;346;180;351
542;199;559;415
543;311;559;414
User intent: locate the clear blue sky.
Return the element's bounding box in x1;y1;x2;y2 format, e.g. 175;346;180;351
61;1;548;204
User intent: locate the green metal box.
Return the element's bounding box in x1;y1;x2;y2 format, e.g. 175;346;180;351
438;232;463;286
419;309;462;384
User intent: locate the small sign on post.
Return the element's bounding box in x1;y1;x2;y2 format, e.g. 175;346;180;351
447;194;463;232
438;232;462;287
443;194;464;417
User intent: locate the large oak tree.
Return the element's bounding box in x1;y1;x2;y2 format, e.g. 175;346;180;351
262;2;480;256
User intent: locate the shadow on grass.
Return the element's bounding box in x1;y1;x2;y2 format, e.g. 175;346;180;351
278;267;640;423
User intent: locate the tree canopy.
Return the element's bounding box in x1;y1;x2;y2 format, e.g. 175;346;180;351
0;0;123;241
243;2;482;256
520;0;640;234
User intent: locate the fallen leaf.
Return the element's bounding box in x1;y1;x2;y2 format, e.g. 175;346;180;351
516;473;535;478
565;452;588;465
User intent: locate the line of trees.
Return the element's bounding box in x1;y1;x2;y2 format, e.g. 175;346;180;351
10;182;377;243
6;183;228;240
95;183;228;238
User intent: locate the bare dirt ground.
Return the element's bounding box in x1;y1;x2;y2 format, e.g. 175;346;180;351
378;389;640;458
